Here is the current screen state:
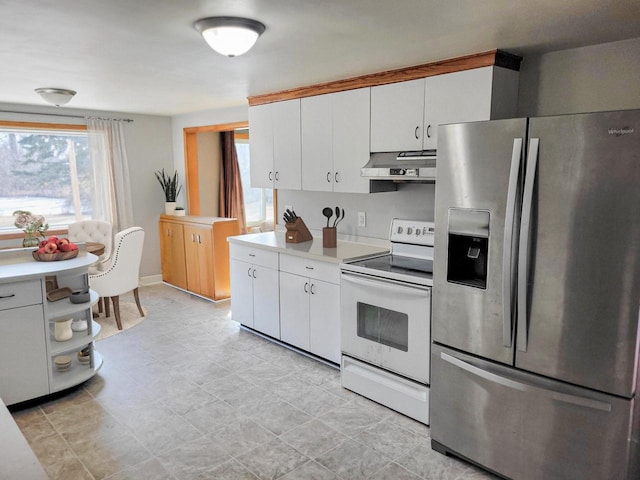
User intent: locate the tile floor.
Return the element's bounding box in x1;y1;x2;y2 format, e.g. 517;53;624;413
11;284;498;480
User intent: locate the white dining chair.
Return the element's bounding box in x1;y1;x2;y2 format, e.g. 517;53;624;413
68;220;114;272
89;227;145;330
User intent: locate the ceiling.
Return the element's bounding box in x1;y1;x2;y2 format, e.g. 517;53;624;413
1;0;639;116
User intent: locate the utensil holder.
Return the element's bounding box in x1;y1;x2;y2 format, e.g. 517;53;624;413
323;227;337;248
285;217;313;243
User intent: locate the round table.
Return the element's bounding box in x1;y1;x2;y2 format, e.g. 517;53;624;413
86;242;105;257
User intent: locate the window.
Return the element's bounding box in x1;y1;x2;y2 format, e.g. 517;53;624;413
235;134;273;228
0;123;91;232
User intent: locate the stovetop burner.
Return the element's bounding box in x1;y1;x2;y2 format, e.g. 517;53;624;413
341;219;435;286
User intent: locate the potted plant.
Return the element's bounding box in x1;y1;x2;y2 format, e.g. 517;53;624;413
174;206;186;217
155;169;182;215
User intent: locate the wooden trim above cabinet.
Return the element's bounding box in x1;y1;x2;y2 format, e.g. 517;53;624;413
248;49;522;106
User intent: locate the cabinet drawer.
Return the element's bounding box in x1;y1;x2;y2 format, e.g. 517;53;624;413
0;280;42;311
230;244;279;269
279;254;340;284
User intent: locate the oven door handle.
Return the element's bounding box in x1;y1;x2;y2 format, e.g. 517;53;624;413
341;271;430;293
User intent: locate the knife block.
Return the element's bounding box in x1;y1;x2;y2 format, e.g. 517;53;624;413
285;217;313;243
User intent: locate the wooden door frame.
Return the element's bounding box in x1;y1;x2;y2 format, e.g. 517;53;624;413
183;121;248;215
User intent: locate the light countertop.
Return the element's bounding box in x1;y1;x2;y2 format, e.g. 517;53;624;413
0;398;48;480
228;231;389;264
0;249;98;283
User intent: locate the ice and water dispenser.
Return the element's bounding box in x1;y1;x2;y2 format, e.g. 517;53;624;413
446;209;489;289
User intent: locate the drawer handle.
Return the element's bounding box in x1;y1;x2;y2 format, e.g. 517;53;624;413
249;253;256;257
305;266;314;270
0;294;16;299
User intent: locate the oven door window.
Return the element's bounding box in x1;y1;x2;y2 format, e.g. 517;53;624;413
357;302;408;352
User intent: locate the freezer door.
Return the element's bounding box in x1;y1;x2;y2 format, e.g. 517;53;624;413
433;118;527;364
516;110;640;397
430;344;636;480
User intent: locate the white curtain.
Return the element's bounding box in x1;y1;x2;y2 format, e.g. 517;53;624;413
86;117;134;231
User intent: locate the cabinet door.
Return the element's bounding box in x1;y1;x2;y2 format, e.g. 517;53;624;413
158;221;187;290
253;266;280;338
333;88;371;194
183;225;201;294
273;99;301;190
279;272;310;350
370;78;425;152
309;280;340;363
301;95;333;192
249;103;275;188
230;259;254;328
185;226;215;298
423;67;494;149
0;305;49;405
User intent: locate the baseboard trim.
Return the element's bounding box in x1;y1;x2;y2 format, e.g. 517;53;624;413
140;274;162;286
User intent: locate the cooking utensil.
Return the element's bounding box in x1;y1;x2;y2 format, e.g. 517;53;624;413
333;206;341;227
322;207;333;227
335;208;345;227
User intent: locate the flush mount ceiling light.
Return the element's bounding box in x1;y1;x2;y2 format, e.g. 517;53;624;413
34;88;77;106
194;16;266;57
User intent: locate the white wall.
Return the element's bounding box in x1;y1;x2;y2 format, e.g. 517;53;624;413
196;131;221;217
0;103;173;278
518;37;640;116
170;106;247;210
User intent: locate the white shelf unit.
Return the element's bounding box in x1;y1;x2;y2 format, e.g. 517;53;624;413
44;272;103;394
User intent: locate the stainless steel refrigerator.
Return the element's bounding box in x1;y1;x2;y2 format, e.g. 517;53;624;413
431;109;640;480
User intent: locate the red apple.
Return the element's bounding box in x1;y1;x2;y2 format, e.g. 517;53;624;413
38;240;48;248
68;243;78;251
60;243;72;252
38;247;46;254
47;236;59;243
44;242;58;253
57;238;69;247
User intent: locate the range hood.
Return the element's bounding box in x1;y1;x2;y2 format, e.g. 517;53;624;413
361;150;437;182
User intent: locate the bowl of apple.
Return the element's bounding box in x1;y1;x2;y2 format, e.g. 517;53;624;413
32;236;79;261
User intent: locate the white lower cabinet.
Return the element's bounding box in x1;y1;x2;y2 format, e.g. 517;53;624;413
0;263;102;406
279;255;341;363
0;304;49;405
229;244;280;339
230;242;342;364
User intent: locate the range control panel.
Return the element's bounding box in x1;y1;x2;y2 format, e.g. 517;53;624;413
389;219;435;247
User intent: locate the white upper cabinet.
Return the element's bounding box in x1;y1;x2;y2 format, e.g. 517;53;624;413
252;63;519;190
423;66;519;149
302;88;370;193
249;99;301;190
371;66;519;152
249;103;273;189
301;95;332;192
370;78;425;152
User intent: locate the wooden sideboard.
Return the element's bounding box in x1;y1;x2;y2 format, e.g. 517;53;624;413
158;215;240;301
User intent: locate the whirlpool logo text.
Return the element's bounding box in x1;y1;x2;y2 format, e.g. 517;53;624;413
608;127;634;136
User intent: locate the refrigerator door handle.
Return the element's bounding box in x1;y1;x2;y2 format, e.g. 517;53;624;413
502;138;523;347
440;352;612;412
517;138;540;352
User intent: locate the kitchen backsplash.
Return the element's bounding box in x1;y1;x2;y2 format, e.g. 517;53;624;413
277;183;435;241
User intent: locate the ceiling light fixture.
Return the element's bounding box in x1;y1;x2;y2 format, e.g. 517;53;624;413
35;88;77;106
194;16;266;57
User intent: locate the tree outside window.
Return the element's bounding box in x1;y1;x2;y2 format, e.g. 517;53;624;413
0;125;91;231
